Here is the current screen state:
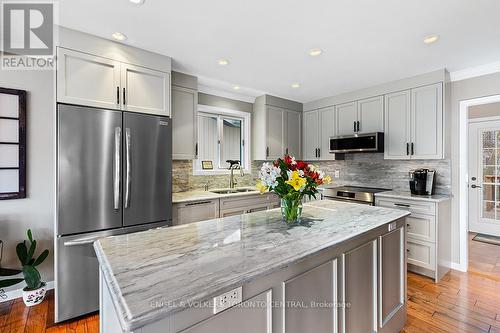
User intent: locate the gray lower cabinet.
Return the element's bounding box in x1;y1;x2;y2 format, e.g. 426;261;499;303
172;200;219;225
378;227;405;333
181;290;272;333
283;260;337;333
343;240;377;333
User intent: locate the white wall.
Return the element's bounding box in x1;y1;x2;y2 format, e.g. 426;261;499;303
450;72;500;264
0;68;55;284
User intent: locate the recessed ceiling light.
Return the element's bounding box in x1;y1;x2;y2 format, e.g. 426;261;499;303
112;32;127;41
233;85;240;91
291;83;300;88
423;35;439;44
309;48;323;56
218;59;229;66
129;0;145;4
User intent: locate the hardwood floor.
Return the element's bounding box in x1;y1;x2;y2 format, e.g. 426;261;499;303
469;232;500;280
1;270;500;332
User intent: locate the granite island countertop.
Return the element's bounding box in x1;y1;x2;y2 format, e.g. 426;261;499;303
94;200;409;331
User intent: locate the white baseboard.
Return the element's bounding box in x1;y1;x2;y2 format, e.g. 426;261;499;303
0;280;55;302
450;262;467;272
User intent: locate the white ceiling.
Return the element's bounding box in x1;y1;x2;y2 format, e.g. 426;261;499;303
59;0;500;103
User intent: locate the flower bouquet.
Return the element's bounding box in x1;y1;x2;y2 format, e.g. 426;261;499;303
257;155;331;223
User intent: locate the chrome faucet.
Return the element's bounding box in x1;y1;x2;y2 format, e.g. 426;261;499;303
227;160;244;189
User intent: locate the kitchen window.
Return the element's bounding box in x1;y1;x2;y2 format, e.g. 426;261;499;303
193;105;251;175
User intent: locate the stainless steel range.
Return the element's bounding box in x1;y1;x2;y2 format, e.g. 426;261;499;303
322;186;391;205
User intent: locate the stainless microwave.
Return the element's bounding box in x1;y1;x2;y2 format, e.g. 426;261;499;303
329;132;384;153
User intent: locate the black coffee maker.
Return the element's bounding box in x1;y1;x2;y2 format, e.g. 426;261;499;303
409;169;435;195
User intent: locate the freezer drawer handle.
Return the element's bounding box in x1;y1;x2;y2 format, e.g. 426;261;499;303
125;128;131;208
114;127;121;210
63;237;102;247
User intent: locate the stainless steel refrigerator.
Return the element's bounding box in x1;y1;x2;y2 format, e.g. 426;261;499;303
55;104;172;322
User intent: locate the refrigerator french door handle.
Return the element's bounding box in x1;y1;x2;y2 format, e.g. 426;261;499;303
125;127;131;208
114;127;121;210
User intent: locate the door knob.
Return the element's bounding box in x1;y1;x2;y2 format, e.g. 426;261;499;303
471;184;482;189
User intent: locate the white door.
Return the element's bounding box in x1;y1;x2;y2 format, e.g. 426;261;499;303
336;102;357;136
319;106;335;160
357;96;384;134
121;63;170;116
284;110;301;158
384;90;411;160
469;121;500;237
411;83;443;159
56;48;121;109
266;106;284;159
303;110;319;160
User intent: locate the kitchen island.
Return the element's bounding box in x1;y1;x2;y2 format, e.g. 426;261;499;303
94;200;410;333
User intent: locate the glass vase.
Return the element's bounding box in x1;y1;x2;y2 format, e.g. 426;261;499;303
280;196;303;224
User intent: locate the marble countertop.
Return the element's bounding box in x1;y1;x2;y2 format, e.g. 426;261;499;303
172;187;261;204
375;190;451;203
94;200;409;331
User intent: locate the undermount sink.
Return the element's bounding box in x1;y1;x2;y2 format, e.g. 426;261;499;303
210;189;238;194
210;188;256;194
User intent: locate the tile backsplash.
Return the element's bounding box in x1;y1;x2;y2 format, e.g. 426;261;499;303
173;154;451;194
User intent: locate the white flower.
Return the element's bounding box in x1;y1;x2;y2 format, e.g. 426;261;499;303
318;170;324;179
290;156;297;165
259;163;281;189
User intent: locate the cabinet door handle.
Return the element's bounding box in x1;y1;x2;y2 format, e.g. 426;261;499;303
286;148;289;155
411;142;414;155
266;146;270;158
123;87;126;105
394;203;410;208
406;143;410;156
116;87;120;104
353;121;357;132
195;143;198;159
318;148;321;158
356;121;360;132
185;201;212;206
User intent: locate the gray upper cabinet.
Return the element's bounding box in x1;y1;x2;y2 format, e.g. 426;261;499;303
267;106;285;160
303;110;319;160
57;47;170;116
253;95;303;160
303;107;335;161
57;48;121;109
336;97;384;136
358;96;384;133
284;110;301;158
384;83;443;160
171;72;198;160
336;102;357;136
121;63;170;116
384;90;411;159
411;83;443;159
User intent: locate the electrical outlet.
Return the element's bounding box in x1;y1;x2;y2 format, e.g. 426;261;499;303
334;170;340;179
213;286;242;314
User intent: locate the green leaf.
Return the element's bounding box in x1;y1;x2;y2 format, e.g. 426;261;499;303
33;249;49;267
27;229;33;243
22;265;41;290
27;240;36;264
0;278;24;288
16;242;28;264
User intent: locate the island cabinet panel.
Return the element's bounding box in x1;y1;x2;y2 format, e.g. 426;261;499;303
180;290;272;333
378;227;405;332
342;240;377;333
172;199;219;225
283;259;337;333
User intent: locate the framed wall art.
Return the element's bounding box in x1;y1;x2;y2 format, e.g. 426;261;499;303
0;88;27;200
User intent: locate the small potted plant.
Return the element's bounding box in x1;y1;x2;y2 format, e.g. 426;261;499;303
257;155;331;224
0;229;49;306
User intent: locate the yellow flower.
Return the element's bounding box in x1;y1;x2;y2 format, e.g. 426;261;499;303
256;180;268;194
323;175;332;185
285;170;307;191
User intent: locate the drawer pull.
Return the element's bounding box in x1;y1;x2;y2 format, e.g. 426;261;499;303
407;249;410;253
185;201;212;206
394;203;410;208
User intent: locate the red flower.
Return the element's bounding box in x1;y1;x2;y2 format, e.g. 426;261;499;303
296;161;308;170
284;155;293;165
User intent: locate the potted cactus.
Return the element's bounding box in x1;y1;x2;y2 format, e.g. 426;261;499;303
0;229;49;306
